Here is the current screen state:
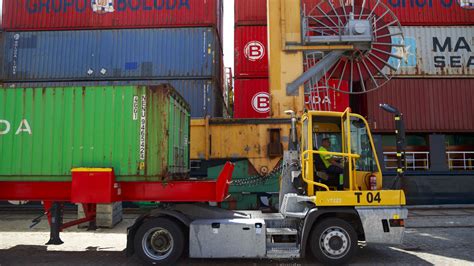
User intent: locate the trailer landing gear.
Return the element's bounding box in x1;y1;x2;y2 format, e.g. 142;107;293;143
46;202;64;245
40;201;98;245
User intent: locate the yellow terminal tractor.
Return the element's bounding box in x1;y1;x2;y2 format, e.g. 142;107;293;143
125;0;409;264
126;107;407;265
297;109;406;206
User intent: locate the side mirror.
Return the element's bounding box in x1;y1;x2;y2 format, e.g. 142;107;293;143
379;103;400;115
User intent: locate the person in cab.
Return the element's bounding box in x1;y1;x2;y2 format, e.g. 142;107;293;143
316;138;344;189
319;138;344;175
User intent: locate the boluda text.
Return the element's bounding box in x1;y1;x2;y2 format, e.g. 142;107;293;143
26;0;190;14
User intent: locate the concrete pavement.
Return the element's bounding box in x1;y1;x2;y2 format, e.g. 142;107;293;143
0;207;473;265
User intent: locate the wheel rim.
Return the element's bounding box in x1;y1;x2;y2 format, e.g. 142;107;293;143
142;227;174;261
319;226;351;259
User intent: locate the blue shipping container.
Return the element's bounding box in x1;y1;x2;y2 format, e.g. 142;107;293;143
3;79;224;118
1;28;221;82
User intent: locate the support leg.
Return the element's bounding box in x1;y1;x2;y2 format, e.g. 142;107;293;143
84;203;97;231
46;202;64;245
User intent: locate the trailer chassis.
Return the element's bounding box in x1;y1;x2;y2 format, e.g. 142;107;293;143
0;162;235;245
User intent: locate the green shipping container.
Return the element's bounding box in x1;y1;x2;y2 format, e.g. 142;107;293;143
0;85;190;182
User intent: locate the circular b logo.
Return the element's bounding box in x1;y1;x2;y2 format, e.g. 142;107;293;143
244;41;265;61
252;92;270;113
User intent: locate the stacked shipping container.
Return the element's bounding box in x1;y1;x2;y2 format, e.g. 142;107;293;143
233;0;270;118
234;0;267;26
233;0;355;116
1;0;225;118
303;52;350;112
233;1;349;117
3;0;223;32
298;0;474;204
301;0;474;25
373;0;474;26
0;84;191;181
362;4;474;133
360;0;474;195
366;79;474;133
4;79;223;118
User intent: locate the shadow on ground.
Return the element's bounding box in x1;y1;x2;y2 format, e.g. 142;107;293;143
0;243;432;266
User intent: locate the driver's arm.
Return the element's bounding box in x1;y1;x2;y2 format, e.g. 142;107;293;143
329;157;343;168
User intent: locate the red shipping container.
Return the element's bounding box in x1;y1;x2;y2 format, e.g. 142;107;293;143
378;0;474;26
234;26;269;78
2;0;223;31
236;0;473;26
304;80;350;112
235;0;267;26
234;79;270;118
302;0;474;26
365;79;474;133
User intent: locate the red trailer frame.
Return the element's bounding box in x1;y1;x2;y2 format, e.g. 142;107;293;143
0;162;234;203
0;162;234;244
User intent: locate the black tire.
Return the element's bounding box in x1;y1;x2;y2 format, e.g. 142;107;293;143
310;218;358;265
134;217;185;265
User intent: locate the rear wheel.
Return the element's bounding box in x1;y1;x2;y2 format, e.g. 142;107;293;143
310;218;358;264
134;217;185;265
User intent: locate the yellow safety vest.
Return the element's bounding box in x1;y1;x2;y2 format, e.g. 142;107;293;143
319;146;332;168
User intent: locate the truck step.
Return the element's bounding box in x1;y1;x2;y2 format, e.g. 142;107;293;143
266;228;298;236
266;247;301;259
266;242;299;249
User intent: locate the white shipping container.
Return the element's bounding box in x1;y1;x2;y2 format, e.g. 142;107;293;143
388;27;474;77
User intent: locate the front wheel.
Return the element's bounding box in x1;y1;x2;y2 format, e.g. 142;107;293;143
134;217;185;265
310;218;358;265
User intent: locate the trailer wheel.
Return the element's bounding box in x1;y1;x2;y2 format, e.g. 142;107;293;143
310;218;358;265
134;217;185;265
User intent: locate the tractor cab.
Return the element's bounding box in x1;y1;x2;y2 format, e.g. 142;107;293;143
300;108;382;196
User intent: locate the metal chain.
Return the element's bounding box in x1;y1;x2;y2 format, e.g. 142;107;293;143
231;160;285;187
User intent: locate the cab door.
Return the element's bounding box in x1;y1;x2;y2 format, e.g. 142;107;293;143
301;115;315;195
349;114;383;190
341;108;354;190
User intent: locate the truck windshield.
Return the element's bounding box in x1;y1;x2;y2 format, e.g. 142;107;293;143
350;116;377;172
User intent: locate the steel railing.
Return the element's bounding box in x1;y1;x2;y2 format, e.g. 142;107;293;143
447;151;474;170
383;152;430;171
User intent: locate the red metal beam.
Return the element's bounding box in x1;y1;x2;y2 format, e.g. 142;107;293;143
0;182;72;201
120;181;221;202
0;163;234;203
61;203;96;230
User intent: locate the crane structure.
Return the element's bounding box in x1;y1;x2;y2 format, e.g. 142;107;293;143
191;0;404;175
